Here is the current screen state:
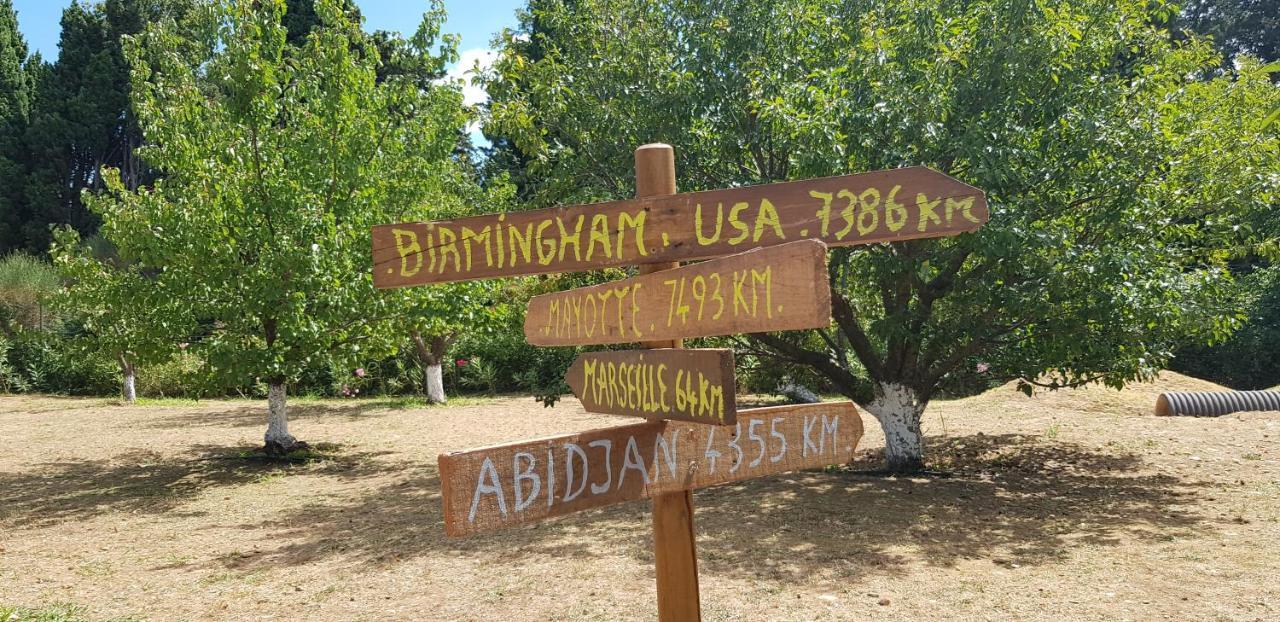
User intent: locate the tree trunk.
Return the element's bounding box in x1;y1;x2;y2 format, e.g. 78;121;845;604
118;354;136;404
412;330;452;404
425;363;445;404
862;382;926;473
264;382;299;455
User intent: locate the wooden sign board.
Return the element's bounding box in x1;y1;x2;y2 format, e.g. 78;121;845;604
566;349;737;425
524;239;831;347
373;166;987;288
439;401;864;536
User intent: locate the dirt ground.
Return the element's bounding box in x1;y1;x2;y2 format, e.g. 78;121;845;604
1;373;1277;621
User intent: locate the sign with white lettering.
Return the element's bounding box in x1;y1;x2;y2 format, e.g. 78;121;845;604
565;349;737;425
524;240;831;346
438;401;864;536
372;167;987;288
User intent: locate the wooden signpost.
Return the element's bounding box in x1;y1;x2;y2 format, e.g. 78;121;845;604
524;239;831;346
372;144;988;621
439;401;862;536
372;166;987;288
564;348;737;425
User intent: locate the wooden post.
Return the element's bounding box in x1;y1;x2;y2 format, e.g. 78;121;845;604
635;143;701;622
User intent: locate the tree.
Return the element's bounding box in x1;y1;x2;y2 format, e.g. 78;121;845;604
0;0;32;252
50;228;183;402
0;0;29;130
483;0;1280;471
406;280;504;403
7;0;193;256
88;0;489;452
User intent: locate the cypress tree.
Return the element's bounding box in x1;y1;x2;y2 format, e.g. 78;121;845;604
0;0;33;252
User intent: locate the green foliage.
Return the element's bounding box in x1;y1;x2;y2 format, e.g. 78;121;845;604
0;335;25;392
0;0;29;124
0;253;60;332
5;0;193;255
0;329;119;395
0;0;33;252
1172;266;1280;389
135;351;206;398
81;0;494;394
451;274;613;403
484;0;1280;409
51;226;186;395
458;356;499;394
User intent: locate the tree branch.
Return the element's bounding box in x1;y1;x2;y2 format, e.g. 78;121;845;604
830;291;886;381
746;332;866;401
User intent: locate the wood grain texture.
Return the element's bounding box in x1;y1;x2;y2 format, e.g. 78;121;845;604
437;401;864;537
565;349;737;425
635;143;701;622
524;239;832;346
653;490;701;622
634;143;682;351
372;166;987;288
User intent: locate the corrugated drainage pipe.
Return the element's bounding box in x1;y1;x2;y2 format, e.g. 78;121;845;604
1155;391;1280;416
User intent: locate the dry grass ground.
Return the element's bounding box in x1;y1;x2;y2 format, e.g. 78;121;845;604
1;373;1277;621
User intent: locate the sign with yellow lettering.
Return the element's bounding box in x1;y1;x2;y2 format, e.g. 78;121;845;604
438;401;863;536
565;349;737;425
372;166;987;288
524;240;831;347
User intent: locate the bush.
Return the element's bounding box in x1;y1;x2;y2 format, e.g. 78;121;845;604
0;253;61;333
0;335;28;393
0;329;118;395
1172;266;1280;390
452;295;577;401
136;351;206;398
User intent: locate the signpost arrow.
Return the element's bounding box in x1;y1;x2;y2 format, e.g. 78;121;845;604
438;401;864;537
372;166;987;288
565;348;737;425
524;239;832;347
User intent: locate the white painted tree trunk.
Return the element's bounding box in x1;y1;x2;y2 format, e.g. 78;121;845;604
412;330;450;404
264;382;297;453
118;354;136;404
121;367;136;403
426;363;446;404
863;382;926;472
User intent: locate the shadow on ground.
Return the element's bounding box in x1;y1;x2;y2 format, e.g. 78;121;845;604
221;432;1207;584
1;429;1208;585
138;399;461;430
0;444;397;528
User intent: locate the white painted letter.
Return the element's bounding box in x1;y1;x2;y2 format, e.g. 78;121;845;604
468;456;507;523
769;417;787;463
822;414;839;454
653;430;678;482
546;448;555;508
589;439;613;494
618;435;651;488
803;415;819;456
563;443;589;502
513;452;541;512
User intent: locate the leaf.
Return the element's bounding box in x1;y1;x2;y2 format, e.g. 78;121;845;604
1261;106;1280;132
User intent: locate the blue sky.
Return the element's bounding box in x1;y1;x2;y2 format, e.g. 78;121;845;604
12;1;526;61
